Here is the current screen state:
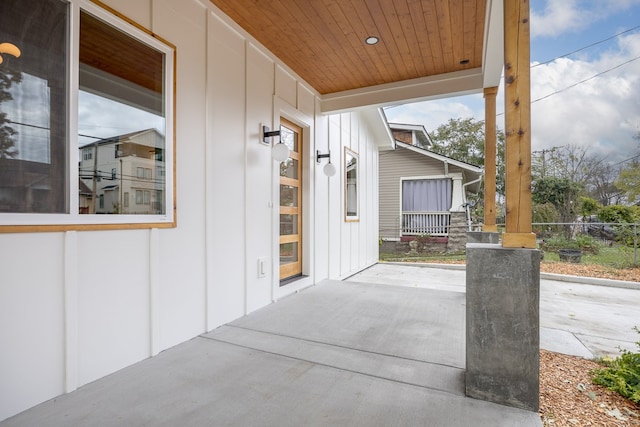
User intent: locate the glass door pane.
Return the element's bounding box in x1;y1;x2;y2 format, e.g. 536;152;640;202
279;118;302;283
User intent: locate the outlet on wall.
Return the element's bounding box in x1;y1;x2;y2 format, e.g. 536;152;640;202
257;257;267;278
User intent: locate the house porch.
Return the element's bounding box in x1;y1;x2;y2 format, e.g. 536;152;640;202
0;280;540;427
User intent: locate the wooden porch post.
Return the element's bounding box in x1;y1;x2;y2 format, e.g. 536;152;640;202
502;0;536;248
483;87;498;233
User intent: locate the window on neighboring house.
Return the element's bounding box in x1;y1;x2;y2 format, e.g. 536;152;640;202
137;167;145;179
123;192;129;208
402;179;452;212
0;0;175;230
135;189;151;205
401;178;452;236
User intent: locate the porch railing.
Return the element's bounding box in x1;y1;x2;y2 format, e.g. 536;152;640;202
402;211;451;236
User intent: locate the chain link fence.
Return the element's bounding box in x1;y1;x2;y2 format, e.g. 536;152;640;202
531;222;639;266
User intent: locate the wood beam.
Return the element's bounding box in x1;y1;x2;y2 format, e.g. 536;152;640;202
502;0;536;248
483;86;498;232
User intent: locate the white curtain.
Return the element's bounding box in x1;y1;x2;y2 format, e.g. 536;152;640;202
402;179;452;212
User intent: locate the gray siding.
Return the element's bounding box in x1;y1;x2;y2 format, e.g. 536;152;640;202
379;147;467;239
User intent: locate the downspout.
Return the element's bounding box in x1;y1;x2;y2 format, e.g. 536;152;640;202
462;172;484;231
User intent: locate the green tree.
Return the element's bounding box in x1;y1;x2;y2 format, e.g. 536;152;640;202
597;204;640;224
532;176;582;225
578;196;601;218
0;62;22;159
532;202;559;223
429;117;506;204
615;160;640;205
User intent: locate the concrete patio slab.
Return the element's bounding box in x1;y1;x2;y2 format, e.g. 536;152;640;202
348;263;639;359
1;280;541;427
540;327;593;358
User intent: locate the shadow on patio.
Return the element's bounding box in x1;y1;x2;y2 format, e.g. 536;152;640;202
1;280;541;427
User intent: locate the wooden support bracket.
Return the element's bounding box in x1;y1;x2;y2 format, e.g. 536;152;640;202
502;232;537;249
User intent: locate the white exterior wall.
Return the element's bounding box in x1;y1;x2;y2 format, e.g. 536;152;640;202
0;0;381;421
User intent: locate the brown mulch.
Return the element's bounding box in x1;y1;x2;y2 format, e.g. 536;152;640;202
539;263;640;283
540;350;640;426
419;259;640;283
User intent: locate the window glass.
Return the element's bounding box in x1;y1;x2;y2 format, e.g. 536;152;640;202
345;148;358;221
280;158;298;179
0;0;173;228
78;10;166;215
279;243;298;264
0;0;68;213
280;185;298;207
280;214;298;235
280;126;298;152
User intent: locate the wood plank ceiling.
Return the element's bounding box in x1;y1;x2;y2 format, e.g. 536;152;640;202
209;0;487;95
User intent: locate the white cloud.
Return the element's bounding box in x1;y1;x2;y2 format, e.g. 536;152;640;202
531;0;640;38
78;91;164;146
529;33;640;162
384;95;484;133
385;34;640;165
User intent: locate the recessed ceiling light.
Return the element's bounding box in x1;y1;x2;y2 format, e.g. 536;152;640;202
365;36;379;45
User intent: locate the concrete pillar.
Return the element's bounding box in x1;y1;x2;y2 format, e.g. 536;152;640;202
465;243;540;412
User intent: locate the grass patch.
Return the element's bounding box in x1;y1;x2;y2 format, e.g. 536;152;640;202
543;246;638;269
381;243;638;269
379;252;466;263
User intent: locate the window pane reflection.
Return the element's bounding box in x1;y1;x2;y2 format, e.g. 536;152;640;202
280;158;298;179
280;214;298;235
280;242;298;265
78;11;165;215
280;125;298;152
280;184;298;207
0;0;68;213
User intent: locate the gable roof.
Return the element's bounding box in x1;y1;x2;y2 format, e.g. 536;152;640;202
388;122;433;148
393;140;483;173
80;128;162;148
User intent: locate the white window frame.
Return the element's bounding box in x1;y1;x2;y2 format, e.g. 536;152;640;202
0;0;175;231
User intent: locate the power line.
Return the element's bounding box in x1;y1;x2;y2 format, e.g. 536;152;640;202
531;55;640;104
611;153;640;166
8;119;105;140
496;54;640;116
531;25;640;68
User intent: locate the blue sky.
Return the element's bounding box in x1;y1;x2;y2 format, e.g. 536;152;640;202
385;0;640;164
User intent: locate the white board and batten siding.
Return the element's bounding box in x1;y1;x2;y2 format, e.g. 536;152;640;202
0;0;381;420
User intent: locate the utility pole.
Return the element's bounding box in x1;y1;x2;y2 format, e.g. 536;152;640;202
533;148;552;178
91;141;98;214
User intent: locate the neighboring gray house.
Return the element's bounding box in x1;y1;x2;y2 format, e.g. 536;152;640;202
380;123;483;252
79;129;166;215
